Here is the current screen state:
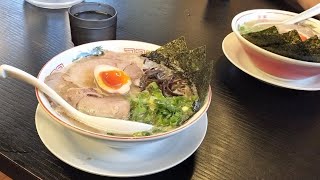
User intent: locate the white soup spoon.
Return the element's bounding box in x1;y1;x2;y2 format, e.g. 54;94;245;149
0;64;153;135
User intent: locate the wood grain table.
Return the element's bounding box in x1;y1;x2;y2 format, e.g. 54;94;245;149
1;0;319;179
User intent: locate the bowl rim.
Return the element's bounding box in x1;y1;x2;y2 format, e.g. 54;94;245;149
35;40;212;142
231;9;320;67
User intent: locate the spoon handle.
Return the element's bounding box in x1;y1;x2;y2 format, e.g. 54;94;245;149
283;3;320;24
0;64;79;115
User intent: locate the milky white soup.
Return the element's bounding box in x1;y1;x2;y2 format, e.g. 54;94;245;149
44;50;198;136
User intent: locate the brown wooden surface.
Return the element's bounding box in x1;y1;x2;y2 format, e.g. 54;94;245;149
0;171;11;180
2;0;320;179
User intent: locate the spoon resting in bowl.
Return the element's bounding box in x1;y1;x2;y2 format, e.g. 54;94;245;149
0;64;153;135
253;3;320;29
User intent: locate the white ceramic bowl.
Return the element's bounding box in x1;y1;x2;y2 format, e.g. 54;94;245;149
36;40;211;148
232;9;320;80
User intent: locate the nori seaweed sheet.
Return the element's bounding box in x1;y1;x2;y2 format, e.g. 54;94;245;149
142;37;212;107
282;29;302;44
242;26;285;47
242;26;320;62
142;37;188;71
188;46;212;105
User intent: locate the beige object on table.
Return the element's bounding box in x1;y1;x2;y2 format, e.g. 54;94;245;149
25;0;83;9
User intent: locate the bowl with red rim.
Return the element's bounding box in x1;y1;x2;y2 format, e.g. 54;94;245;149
231;9;320;80
35;40;211;148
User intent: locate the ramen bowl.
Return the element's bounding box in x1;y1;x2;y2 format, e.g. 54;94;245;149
36;40;211;148
231;9;320;80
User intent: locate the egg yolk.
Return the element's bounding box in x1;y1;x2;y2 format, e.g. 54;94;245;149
99;70;129;89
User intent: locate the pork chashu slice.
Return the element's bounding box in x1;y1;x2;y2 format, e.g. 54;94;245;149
63;87;130;119
77;95;130;119
63;51;145;88
45;73;131;119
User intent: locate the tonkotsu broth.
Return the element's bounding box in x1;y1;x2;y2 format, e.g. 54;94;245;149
44;50;187;136
239;19;319;38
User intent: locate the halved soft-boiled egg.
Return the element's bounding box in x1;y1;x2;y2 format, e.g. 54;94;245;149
94;65;132;94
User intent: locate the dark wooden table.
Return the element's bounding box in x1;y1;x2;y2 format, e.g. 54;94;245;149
1;0;319;179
